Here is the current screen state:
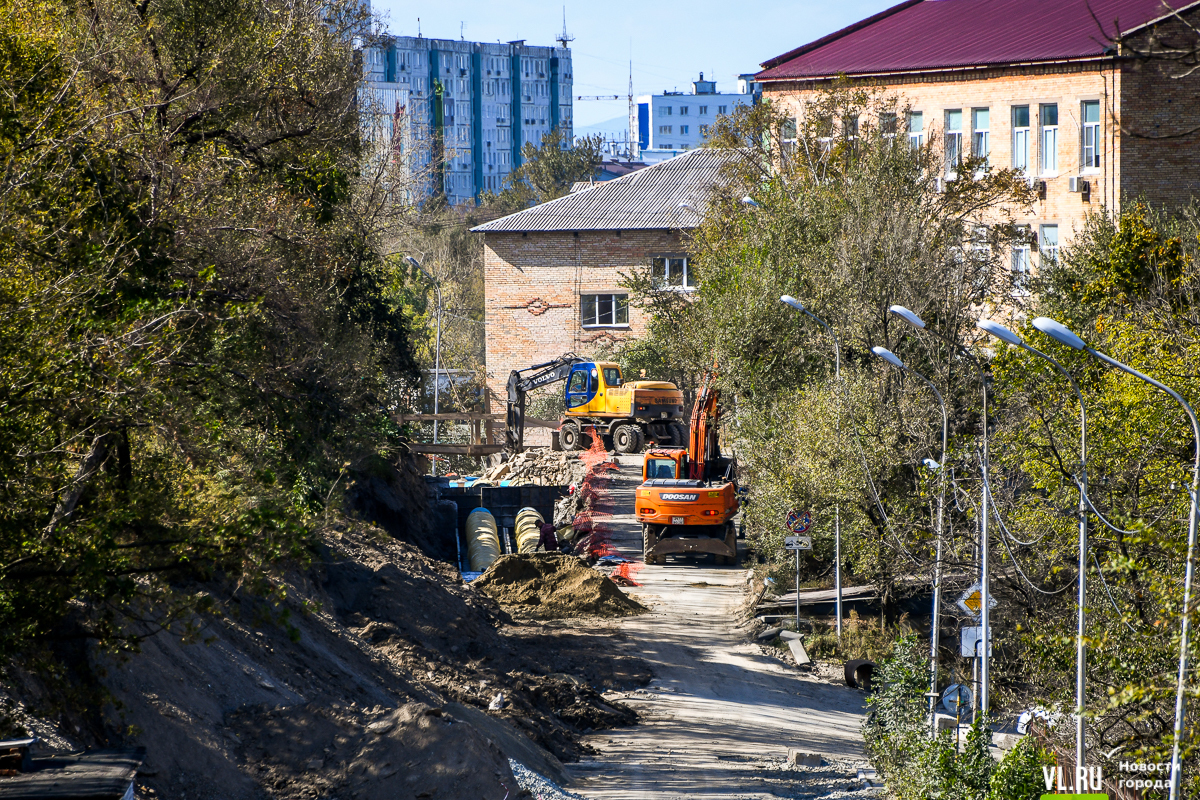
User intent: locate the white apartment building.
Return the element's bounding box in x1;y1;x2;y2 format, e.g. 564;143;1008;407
633;73;753;159
360;35;573;205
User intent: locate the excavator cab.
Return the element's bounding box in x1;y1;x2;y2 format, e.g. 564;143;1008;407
643;451;686;481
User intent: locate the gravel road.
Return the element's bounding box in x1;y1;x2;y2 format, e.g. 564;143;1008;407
566;456;873;799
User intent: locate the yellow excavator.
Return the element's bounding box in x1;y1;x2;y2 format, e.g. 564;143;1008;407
506;354;686;454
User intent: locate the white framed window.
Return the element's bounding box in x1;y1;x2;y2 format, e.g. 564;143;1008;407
699;124;710;137
680;125;689;135
581;294;629;327
1082;100;1101;171
945;109;962;177
1040;104;1058;175
652;256;698;290
718;105;728;114
1012;106;1030;172
1040;224;1059;265
972;108;990;166
880;112;898;138
908;111;924;148
1012;238;1032;295
659;125;672;134
680;106;689;115
663;106;673;115
699;105;708;115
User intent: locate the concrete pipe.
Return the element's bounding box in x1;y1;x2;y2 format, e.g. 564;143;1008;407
466;507;501;572
515;507;545;553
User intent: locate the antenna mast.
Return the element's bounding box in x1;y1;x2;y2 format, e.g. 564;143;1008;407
556;7;574;49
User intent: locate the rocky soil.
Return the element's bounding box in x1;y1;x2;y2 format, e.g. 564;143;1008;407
475;554;647;620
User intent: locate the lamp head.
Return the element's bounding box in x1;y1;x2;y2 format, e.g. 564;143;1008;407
741;196;760;208
922;457;941;471
889;305;926;329
780;295;805;312
977;319;1023;346
1032;317;1086;350
871;346;905;369
404;255;421;270
678;201;698;213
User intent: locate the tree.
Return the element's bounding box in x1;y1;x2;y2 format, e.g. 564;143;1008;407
0;0;419;655
487;128;603;210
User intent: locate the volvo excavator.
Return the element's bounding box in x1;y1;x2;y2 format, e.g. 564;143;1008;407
505;354;686;454
636;371;740;565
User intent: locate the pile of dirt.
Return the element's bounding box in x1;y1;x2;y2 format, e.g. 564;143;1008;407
2;522;652;799
478;450;586;487
474;554;647;619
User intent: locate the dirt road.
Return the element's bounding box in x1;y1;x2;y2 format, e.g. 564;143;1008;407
567;456;871;799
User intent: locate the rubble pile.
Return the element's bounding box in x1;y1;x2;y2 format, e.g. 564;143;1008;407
478;450;587;487
474;553;647;619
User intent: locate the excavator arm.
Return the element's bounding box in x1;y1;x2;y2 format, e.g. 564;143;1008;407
505;353;588;451
687;372;721;480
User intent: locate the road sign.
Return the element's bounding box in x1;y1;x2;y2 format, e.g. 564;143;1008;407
956;582;998;617
941;683;973;716
785;510;812;534
960;626;993;657
784;535;812;551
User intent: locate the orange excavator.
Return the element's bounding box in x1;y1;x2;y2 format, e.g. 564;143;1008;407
635;371;740;565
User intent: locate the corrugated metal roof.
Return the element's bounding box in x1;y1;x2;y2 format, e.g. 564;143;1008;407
471;149;733;233
757;0;1198;81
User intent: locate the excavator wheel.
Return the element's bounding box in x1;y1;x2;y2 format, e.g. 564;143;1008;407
560;421;584;451
669;422;687;447
723;524;738;566
613;424;644;454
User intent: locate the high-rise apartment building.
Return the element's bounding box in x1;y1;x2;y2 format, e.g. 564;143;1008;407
360;35;573;205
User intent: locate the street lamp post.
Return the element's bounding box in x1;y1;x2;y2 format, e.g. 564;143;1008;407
978;318;1089;776
889;304;993;716
405;256;443;477
872;345;949;735
781;295;844;647
1032;316;1200;800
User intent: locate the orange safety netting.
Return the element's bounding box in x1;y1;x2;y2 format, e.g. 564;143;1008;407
610;561;644;586
570;427;621;559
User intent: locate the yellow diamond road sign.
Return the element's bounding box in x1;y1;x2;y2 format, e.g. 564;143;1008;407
956;582;997;616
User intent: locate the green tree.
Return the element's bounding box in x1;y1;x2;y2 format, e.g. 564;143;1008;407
487;128;604;209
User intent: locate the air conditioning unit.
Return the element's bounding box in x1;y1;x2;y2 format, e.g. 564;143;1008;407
933;177;947;193
1069;176;1082;192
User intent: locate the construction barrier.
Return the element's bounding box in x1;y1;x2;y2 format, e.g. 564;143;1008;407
466;507;501;572
515;507;545;553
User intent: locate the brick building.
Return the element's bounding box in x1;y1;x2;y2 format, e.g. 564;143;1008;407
471;149;731;412
755;0;1200;285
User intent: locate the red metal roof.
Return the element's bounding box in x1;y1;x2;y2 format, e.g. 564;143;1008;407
758;0;1197;80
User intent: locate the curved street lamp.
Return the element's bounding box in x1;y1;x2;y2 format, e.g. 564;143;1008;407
406;255;443;476
872;345;948;734
890;304;994;715
781;295;844;647
978;318;1089;775
1033;316;1200;800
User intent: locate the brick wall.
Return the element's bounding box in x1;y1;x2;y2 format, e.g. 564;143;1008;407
764;63;1121;258
1120;14;1200;209
482;228;685;414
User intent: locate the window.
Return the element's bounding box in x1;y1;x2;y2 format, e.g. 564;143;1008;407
1082;100;1101;171
581;294;629;327
844;115;859;139
567;370;588;393
652;256;697;290
699;124;710;137
646;458;677;480
880;112;898;137
603;367;623;387
718;105;728;114
1040;224;1059;265
680;125;689;135
1012;239;1032;294
699;105;708;115
663;106;673;115
908;112;924;148
972;108;990;165
1012;106;1030;172
945;109;963;176
680;106;689;115
1040;104;1058;175
659;125;672;134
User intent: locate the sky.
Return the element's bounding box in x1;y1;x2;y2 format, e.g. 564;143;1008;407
367;0;897;131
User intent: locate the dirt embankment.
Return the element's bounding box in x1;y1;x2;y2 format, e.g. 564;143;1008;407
2;512;651;799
